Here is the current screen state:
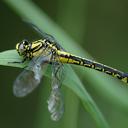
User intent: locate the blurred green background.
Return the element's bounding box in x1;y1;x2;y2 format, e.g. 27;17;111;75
0;0;128;128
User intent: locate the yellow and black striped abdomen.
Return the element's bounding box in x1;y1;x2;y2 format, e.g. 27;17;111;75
57;50;128;84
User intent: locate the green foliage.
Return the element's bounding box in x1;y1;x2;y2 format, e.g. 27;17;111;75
2;0;128;128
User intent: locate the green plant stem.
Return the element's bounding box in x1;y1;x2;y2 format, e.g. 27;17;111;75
3;0;113;128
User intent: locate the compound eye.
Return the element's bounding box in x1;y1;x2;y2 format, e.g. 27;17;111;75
17;39;29;55
23;39;29;45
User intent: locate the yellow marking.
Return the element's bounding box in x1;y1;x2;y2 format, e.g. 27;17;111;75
57;51;70;56
112;73;121;78
32;48;43;57
31;42;42;50
49;44;53;48
95;66;102;71
57;51;69;63
91;64;95;68
70;59;79;64
59;57;69;63
30;41;43;57
105;70;112;74
16;43;19;51
57;51;80;64
102;68;104;72
84;63;91;67
80;61;83;65
121;77;127;83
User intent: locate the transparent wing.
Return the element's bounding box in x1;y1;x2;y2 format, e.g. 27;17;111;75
47;61;64;121
25;21;65;51
13;67;41;97
13;55;51;97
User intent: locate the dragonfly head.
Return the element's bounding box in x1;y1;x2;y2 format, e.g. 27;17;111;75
16;39;44;60
16;39;32;59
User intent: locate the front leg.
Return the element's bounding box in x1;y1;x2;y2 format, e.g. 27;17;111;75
8;57;27;64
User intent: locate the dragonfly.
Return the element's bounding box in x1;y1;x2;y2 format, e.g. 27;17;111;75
13;23;128;121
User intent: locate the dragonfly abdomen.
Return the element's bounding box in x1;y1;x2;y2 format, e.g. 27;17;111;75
83;60;128;83
58;51;128;84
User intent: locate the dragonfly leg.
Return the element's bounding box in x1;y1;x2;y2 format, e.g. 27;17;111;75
8;57;27;64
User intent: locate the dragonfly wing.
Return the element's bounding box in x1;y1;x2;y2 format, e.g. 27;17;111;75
47;88;64;121
27;22;57;42
47;61;64;121
25;22;65;51
13;68;41;97
13;55;50;97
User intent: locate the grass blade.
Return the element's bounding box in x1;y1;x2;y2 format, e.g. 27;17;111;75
3;0;112;127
